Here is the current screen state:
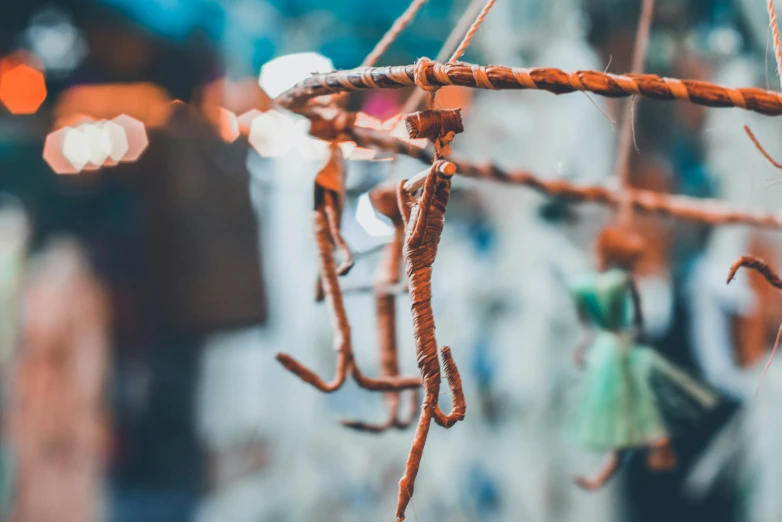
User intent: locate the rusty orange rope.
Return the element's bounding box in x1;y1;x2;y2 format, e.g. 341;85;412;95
277;62;782;117
744;124;782;169
399;0;493;115
615;0;654;228
769;0;782;87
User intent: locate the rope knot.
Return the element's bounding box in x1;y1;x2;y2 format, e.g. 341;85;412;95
414;57;439;92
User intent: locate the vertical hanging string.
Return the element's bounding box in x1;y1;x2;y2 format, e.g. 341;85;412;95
615;0;655;228
399;0;490;115
447;0;497;63
362;0;431;67
741;3;782;175
768;0;782;87
411;0;499;109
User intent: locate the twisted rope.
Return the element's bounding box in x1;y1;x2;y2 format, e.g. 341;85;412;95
277;62;782;116
615;0;654;228
769;0;782;88
399;0;493;115
411;0;498;107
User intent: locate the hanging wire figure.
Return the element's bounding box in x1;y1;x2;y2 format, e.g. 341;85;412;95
569;226;717;490
275;141;421;393
340;184;419;432
394;109;466;521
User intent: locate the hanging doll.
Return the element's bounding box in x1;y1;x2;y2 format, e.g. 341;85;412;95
570;225;717;490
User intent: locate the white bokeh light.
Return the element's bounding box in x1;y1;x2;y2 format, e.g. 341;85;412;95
248;110;297;157
259;52;334;99
102;121;130;162
355;192;395;238
78;122;110;167
62;127;90;171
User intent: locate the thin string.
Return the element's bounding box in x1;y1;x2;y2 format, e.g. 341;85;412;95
449;0;497;63
745;124;782;170
768;0;782;88
756;319;782;397
400;0;492;114
414;0;499;109
615;0;655;228
363;0;430;67
448;0;497;63
429;0;498;107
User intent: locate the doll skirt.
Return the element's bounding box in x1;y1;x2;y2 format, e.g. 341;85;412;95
573;332;716;452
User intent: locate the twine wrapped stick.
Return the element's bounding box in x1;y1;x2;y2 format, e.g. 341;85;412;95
343;124;782;230
340;184;420;432
275;143;421;393
278;60;782;117
394;111;466;522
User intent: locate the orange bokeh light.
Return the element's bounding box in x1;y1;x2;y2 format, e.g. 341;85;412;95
202;78;272;116
0;58;47;115
211;107;239;143
53;83;171;129
433;86;473;115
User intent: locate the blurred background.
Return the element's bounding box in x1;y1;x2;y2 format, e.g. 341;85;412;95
2;0;782;521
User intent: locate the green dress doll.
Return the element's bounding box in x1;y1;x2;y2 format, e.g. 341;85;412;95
569;226;717;490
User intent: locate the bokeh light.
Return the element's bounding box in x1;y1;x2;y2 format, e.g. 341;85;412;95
61;127;90;172
0;57;47;115
258;52;333;99
43;127;79;175
203;77;272;116
216;108;240;143
248;110;296;157
78;122;111;167
356;192;395;237
24;7;88;75
102;121;130;165
294;119;330;161
237;109;262;136
54;83;171;128
44;119;133;174
111;114;148;162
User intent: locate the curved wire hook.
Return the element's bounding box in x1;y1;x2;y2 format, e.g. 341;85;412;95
276;149;421;394
395;161;465;522
727;255;782;394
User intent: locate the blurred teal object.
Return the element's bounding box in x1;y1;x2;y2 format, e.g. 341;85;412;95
0;197;28;365
570;269;716;451
98;0;205;39
0;445;14;518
